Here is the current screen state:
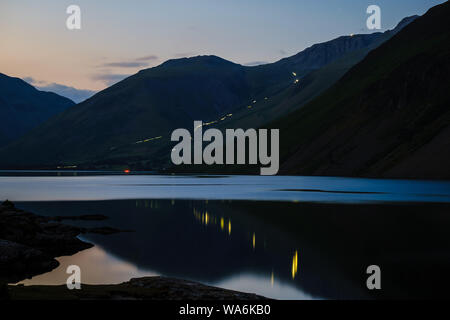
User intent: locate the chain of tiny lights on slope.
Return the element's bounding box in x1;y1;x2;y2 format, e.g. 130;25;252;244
108;72;300;152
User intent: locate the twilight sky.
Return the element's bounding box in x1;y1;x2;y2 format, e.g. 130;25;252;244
0;0;445;93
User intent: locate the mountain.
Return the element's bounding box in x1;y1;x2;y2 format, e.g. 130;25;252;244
275;2;450;179
0;73;75;146
0;57;256;167
0;16;415;168
210;16;418;133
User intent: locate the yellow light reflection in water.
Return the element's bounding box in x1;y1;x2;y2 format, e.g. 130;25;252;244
192;205;302;285
194;209;231;235
252;232;256;250
292;250;299;279
192;207;234;238
271;271;274;287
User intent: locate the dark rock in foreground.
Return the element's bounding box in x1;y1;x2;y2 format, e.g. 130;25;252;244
0;200;123;283
0;239;58;284
7;276;268;300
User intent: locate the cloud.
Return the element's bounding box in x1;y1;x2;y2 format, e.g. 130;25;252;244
91;73;131;86
38;84;96;103
244;61;269;67
23;77;46;85
93;55;158;86
22;76;34;83
279;49;288;56
135;55;159;61
24;77;96;103
99;54;159;68
101;61;149;68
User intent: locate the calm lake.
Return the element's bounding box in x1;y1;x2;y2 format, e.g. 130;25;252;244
2;171;450;299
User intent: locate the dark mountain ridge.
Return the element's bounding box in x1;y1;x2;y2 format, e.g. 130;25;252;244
0;73;74;146
0;16;417;168
276;2;450;179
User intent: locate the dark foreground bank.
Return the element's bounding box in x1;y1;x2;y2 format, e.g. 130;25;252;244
6;276;266;300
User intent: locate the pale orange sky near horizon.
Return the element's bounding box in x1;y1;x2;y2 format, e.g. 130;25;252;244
0;0;444;92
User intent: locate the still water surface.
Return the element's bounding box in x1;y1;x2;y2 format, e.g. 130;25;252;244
2;172;450;299
2;172;450;203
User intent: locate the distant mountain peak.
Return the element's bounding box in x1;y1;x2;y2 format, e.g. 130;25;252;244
0;72;75;146
159;55;236;68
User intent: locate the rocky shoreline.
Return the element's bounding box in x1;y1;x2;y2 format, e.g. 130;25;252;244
7;277;267;300
0;200;116;284
0;200;267;300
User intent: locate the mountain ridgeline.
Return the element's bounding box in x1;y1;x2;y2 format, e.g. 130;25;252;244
210;16;418;134
275;1;450;179
0;73;74;146
0;15;416;169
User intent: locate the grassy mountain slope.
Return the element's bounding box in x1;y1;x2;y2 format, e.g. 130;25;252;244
276;2;450;179
0;73;74;146
0;17;415;169
214;16;418;132
0;57;253;166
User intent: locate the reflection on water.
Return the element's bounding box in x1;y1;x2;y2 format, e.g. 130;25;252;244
193;207;232;236
14;198;450;299
18;246;158;286
292;251;298;280
214;273;314;300
15;199;314;299
17;244;310;300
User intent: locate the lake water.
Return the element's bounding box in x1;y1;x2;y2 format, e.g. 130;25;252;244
2;172;450;299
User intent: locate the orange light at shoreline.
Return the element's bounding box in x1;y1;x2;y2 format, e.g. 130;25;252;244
124;169;130;173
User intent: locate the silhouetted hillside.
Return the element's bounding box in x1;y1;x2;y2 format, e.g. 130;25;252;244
276;2;450;179
0;73;74;145
0;16;416;168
